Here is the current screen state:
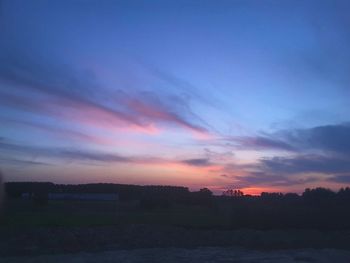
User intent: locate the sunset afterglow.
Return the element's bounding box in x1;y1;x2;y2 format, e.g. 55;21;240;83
1;0;350;194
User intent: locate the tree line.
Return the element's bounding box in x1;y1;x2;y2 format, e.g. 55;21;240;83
4;182;350;229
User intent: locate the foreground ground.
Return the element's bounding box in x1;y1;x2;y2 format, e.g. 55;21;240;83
2;247;350;263
2;200;350;262
1;225;350;257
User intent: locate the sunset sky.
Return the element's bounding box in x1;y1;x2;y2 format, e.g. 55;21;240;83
1;0;350;194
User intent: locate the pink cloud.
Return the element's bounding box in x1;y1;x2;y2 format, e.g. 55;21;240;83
126;98;209;135
48;97;161;135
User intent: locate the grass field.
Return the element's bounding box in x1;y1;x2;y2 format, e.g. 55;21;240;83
0;199;229;228
1;199;350;257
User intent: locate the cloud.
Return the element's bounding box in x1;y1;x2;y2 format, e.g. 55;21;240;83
260;155;350;175
0;138;143;164
285;123;350;156
179;122;350;187
226;123;350;155
230;136;295;151
218;123;350;187
181;158;211;167
0;138;218;170
58;150;132;163
0;157;49;166
203;148;234;162
121;91;208;134
246;123;350;178
0;138;134;164
0;56;149;130
0;118;119;145
0;53;209;136
328;175;350;183
231;172;319;188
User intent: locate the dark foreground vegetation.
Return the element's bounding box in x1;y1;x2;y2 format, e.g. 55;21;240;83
3;182;350;230
1;224;350;257
1;182;350;257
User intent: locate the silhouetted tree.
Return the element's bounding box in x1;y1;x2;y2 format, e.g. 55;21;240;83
199;188;213;197
260;192;284;200
302;187;336;201
283;193;300;201
338;187;350;200
222;189;244;197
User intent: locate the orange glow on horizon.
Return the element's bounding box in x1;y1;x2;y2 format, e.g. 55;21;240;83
240;187;278;196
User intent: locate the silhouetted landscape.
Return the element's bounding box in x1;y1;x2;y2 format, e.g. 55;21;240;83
1;181;350;262
3;182;350;230
3;0;350;261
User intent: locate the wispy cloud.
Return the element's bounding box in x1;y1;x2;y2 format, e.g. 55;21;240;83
0;138;144;164
0;53;209;136
260;155;350;175
181;158;211;167
283;124;350;156
214;123;350;188
120;91;209;134
223;123;350;155
328;175;350;183
0;138;218;170
231;172;321;189
0;118;120;145
227;135;295;152
0;157;50;167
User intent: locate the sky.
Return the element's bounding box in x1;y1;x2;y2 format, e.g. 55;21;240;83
1;0;350;194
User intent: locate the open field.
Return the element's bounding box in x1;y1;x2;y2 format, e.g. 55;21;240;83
2;247;350;263
1;199;350;261
0;199;229;227
1;224;350;257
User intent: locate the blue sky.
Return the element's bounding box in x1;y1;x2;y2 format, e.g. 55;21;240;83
1;0;350;194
